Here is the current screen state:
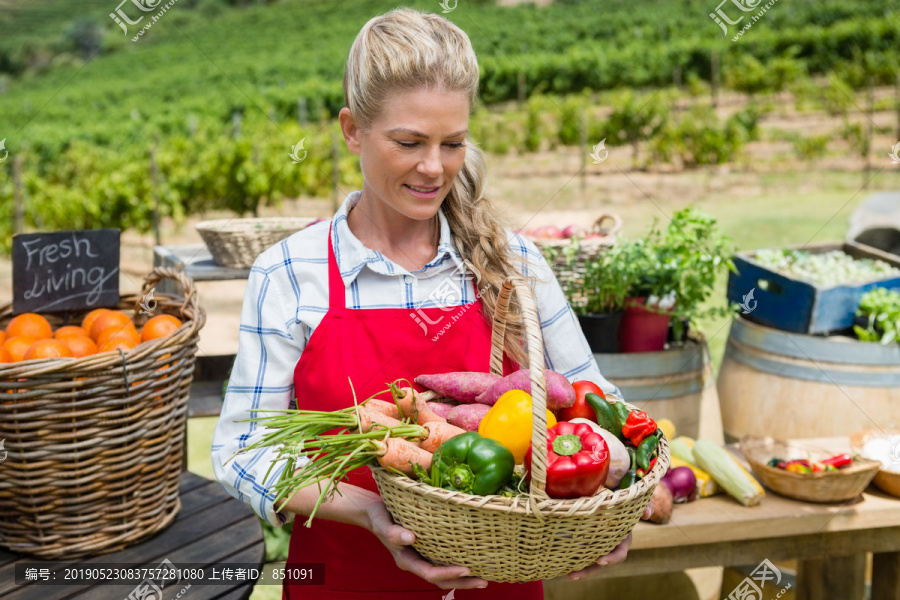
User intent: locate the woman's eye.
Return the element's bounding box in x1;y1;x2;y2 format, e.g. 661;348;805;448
396;141;417;148
444;142;465;149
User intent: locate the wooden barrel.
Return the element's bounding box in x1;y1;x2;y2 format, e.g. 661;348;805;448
595;339;724;443
718;317;900;442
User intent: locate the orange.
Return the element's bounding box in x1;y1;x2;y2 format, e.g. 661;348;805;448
89;310;134;341
23;339;73;361
0;331;5;346
141;315;183;343
81;308;111;335
3;336;39;362
0;347;11;363
6;313;53;340
98;337;139;353
95;325;141;349
55;326;88;339
63;335;98;358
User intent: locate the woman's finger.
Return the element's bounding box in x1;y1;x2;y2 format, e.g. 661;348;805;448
393;547;488;589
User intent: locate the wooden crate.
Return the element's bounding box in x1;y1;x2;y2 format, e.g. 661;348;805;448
726;241;900;334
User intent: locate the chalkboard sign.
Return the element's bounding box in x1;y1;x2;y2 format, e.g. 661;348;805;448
12;229;120;315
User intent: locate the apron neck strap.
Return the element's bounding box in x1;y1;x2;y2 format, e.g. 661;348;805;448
327;223;346;310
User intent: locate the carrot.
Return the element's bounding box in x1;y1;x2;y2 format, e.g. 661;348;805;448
420;421;466;453
363;398;402;420
391;382;447;425
357;407;403;432
375;438;433;476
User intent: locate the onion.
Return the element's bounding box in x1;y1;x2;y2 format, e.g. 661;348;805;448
661;466;697;503
568;418;630;488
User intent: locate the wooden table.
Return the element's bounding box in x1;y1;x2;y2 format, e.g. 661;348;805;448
548;437;900;600
153;245;250;295
1;472;265;600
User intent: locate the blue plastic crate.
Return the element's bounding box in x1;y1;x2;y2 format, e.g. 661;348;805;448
726;241;900;334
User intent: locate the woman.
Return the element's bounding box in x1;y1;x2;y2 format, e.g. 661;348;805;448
212;8;647;598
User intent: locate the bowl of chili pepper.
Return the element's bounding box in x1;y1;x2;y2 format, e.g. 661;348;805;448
740;436;881;503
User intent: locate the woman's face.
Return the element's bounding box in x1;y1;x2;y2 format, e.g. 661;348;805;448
341;87;470;223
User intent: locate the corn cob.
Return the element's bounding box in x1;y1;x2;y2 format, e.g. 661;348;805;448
692;439;765;506
670;456;720;497
670;436;697;465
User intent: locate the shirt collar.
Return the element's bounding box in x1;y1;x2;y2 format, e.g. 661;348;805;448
330;191;465;286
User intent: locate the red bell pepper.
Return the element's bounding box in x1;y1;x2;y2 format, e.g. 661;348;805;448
557;381;604;423
636;456;658;479
525;421;609;499
621;410;657;446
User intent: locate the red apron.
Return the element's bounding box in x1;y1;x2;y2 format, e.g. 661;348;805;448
283;224;543;599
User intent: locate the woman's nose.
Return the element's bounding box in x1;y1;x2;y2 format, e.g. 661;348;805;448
417;145;443;177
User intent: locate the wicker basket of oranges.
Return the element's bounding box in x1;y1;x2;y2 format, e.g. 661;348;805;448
0;268;205;559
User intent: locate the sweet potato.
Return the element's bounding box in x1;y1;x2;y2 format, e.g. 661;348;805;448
474;369;576;410
426;402;454;420
414;372;501;404
447;403;491;432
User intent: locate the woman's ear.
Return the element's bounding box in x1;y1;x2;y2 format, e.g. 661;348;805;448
339;107;362;155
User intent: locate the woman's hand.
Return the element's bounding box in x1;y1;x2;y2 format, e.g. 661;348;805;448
365;500;489;590
565;503;652;580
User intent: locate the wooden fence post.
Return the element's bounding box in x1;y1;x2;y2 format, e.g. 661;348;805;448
13;154;24;235
332;134;340;212
298;97;307;126
580;110;587;193
149;144;161;246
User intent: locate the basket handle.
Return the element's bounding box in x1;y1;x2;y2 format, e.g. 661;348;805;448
591;213;623;237
134;267;199;321
488;276;551;504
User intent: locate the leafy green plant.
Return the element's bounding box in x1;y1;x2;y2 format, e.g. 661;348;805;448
854;287;900;345
574;243;642;315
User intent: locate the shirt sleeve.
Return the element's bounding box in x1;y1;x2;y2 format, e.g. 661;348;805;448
507;232;623;400
211;261;306;527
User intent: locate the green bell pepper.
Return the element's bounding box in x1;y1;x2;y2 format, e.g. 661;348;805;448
431;432;515;496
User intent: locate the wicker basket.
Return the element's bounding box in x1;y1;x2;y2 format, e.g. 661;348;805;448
850;428;900;498
0;268;206;559
741;436;881;503
528;214;622;307
371;275;668;583
196;217;317;269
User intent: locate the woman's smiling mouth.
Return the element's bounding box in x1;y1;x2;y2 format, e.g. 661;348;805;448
404;184;441;198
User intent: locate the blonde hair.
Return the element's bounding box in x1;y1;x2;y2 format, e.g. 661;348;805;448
344;8;531;366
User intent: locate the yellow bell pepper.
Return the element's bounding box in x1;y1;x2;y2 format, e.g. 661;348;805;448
478;389;557;464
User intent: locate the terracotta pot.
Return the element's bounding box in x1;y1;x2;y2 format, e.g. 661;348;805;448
577;312;623;353
618;297;673;353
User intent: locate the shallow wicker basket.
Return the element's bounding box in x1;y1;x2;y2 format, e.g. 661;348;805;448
371;275;668;583
196;217;317;269
850;428;900;498
528;214;622;307
0;268;205;559
741;436;880;503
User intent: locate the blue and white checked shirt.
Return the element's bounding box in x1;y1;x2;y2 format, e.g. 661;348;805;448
211;191;621;526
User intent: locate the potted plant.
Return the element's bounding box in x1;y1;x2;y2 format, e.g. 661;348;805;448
573;243;640;353
618;207;736;353
616;233;680;353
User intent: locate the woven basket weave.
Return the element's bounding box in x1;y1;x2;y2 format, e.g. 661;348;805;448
196;217;317;269
371;275;668;583
528;214;622;308
741;436;880;503
0;268;205;559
